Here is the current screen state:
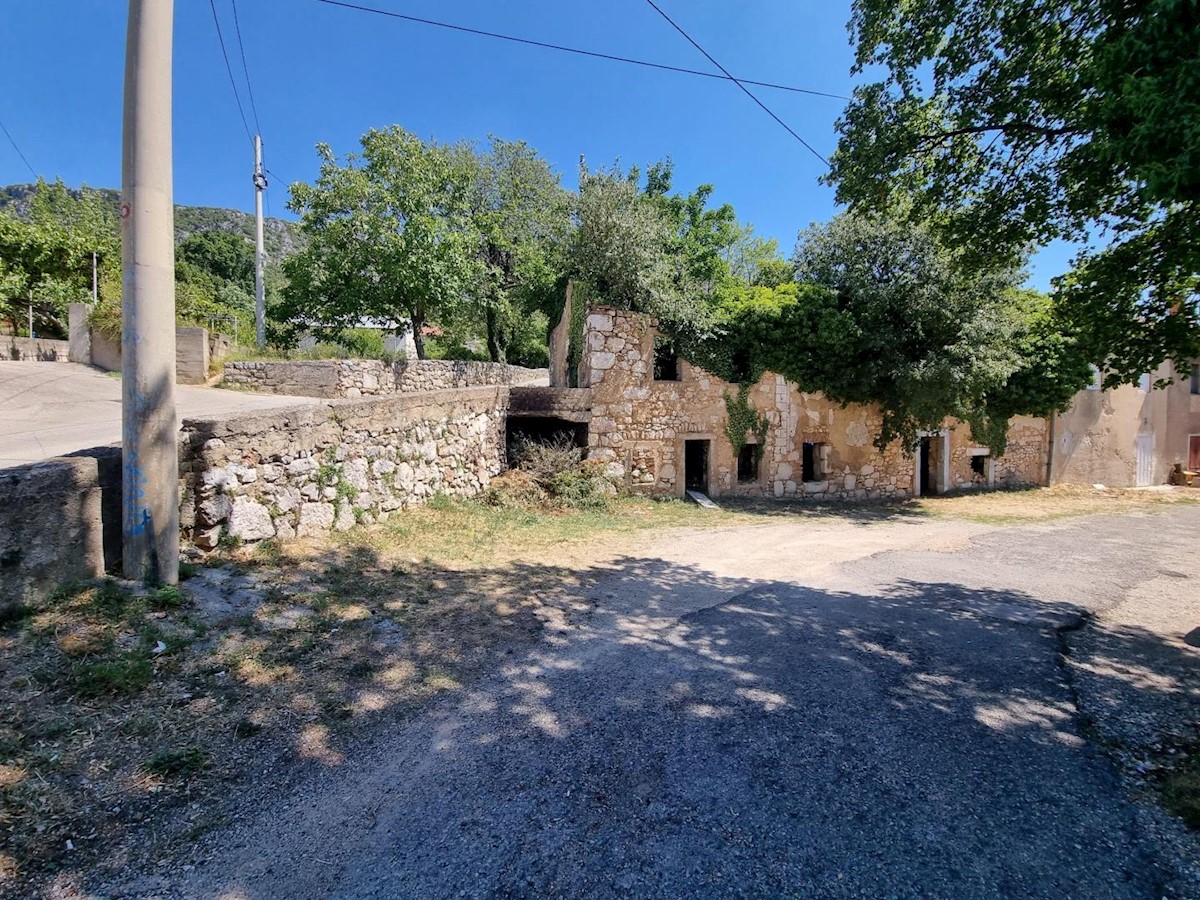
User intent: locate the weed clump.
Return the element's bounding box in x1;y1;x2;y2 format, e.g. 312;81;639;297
490;436;618;511
143;746;209;779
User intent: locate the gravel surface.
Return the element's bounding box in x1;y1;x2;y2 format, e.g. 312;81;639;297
98;505;1200;899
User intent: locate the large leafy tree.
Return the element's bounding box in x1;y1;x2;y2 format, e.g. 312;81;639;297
570;160;742;337
459;137;572;364
829;0;1200;384
690;214;1085;452
0;179;117;336
281;126;481;358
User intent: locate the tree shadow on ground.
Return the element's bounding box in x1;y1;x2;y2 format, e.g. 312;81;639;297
42;540;1199;899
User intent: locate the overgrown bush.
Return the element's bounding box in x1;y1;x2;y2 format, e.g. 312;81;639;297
492;436;618;510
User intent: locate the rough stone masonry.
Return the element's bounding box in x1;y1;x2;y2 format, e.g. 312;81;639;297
179;386;508;549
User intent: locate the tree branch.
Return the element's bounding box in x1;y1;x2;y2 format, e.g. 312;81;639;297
917;122;1082;147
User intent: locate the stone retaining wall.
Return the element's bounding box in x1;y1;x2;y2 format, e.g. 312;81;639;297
222;358;547;399
179;387;509;549
2;336;71;362
0;457;106;611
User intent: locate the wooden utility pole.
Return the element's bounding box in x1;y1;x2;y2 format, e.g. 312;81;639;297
253;135;266;347
120;0;179;584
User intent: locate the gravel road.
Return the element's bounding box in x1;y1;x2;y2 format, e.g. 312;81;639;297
108;505;1200;899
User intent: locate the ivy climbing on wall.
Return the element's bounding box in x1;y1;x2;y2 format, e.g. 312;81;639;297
724;383;769;461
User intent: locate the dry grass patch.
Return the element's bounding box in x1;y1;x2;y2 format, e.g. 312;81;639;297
915;484;1197;524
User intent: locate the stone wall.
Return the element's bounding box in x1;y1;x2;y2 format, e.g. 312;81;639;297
0;457;106;612
1;336;71;362
222;358;548;399
88;325;226;384
179;387;509;549
582;306;1046;501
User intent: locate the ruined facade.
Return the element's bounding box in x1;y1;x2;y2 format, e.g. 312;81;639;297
1052;361;1200;487
580;306;1047;500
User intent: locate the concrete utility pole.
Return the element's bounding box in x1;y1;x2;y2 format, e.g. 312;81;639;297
120;0;179;585
253;135;266;348
28;290;33;339
92;251;98;304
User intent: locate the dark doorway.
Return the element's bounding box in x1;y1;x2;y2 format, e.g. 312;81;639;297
684;440;710;493
919;437;934;496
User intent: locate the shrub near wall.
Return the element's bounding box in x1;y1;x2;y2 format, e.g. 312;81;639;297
179;387;508;549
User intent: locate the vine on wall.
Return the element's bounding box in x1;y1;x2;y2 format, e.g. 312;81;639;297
724;383;769;461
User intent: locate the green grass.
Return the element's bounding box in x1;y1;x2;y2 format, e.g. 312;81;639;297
337;495;737;568
1162;750;1200;829
142;746;210;780
69;652;153;697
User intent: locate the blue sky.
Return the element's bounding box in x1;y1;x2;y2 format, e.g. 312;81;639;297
0;0;1072;287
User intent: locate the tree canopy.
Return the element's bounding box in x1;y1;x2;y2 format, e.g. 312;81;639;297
0;179;117;336
459;137;572;365
281;126;482;358
828;0;1200;385
687;214;1090;452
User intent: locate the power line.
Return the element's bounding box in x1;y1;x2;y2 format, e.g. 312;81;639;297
643;0;829;166
208;0;253;144
0;118;37;179
230;0;263;135
313;0;848;101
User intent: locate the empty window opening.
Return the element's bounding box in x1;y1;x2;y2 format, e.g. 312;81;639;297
801;442;824;483
737;443;759;483
970;454;988;483
730;348;752;384
1086;364;1102;391
654;339;680;382
1191;364;1199;396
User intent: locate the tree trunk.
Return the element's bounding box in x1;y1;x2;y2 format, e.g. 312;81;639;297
411;314;426;359
485;304;504;363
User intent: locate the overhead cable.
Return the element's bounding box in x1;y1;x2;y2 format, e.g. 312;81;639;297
314;0;848;101
643;0;830;166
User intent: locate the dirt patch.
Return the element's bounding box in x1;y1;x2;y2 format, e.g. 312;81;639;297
0;497;726;896
916;483;1197;523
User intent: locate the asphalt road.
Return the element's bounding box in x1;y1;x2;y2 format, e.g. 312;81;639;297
117;505;1200;899
0;361;318;468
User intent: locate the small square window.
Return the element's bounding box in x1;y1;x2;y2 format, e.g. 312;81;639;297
737;443;759;483
970;455;989;483
801;442;823;483
653;338;679;381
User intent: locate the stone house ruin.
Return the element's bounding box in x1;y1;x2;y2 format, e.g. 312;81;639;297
574;306;1048;500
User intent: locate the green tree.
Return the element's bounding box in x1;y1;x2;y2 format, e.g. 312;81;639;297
689;215;1074;452
460;137;572;364
281;126;481;358
571;160;741;338
176;230;254;291
570;162;678;322
641;160;739;293
0;179;117;336
828;0;1200;384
